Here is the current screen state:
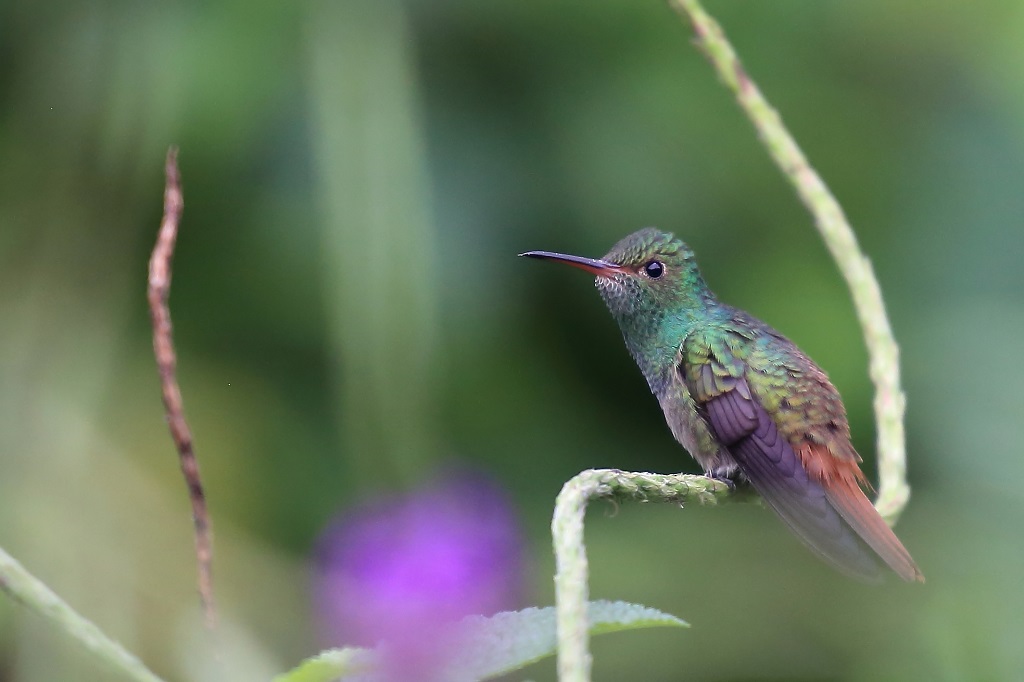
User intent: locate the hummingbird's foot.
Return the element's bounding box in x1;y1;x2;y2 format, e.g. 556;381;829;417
705;468;736;491
705;466;750;492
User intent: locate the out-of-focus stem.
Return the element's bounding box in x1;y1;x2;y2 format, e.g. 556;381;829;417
0;545;165;682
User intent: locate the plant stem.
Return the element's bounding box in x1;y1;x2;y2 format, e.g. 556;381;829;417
552;470;750;682
668;0;910;523
148;146;217;627
0;545;166;682
553;4;915;679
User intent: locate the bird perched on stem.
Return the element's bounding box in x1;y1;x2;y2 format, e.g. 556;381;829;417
522;228;923;583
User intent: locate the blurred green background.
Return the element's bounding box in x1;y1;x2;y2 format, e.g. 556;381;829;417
1;0;1023;680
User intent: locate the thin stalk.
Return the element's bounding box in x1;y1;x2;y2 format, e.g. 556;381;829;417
553;4;914;679
669;0;910;522
552;470;751;681
0;545;165;682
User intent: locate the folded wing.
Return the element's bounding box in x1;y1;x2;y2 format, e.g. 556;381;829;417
682;332;922;582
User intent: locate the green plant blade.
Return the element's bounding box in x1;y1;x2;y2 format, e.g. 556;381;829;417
443;599;687;681
274;600;685;682
272;647;374;682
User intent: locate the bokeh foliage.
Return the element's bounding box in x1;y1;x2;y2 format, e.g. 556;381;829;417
1;0;1023;680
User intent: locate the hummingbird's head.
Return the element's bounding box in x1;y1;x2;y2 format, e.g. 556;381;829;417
520;227;709;321
521;228;712;388
594;227;709;319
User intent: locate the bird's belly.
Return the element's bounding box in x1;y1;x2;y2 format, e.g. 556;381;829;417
657;386;736;476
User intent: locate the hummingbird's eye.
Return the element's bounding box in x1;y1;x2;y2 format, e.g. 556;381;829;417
643;260;664;279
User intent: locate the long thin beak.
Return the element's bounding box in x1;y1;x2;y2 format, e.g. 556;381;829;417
519;250;624;278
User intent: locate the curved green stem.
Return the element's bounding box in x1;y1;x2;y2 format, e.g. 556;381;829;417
0;545;165;682
552;470;752;681
669;0;910;524
553;4;914;680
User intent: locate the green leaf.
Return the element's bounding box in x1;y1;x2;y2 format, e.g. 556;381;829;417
441;599;687;681
273;600;685;682
272;647;374;682
583;599;690;637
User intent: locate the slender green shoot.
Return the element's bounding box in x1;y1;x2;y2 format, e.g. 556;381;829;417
552;470;752;682
669;0;910;522
0;545;165;682
552;3;914;679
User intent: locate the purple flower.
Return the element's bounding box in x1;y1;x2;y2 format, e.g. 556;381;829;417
312;470;525;680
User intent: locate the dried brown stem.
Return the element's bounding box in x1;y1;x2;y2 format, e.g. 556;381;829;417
147;147;216;628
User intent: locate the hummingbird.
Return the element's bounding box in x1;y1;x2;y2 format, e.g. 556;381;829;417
522;228;923;582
